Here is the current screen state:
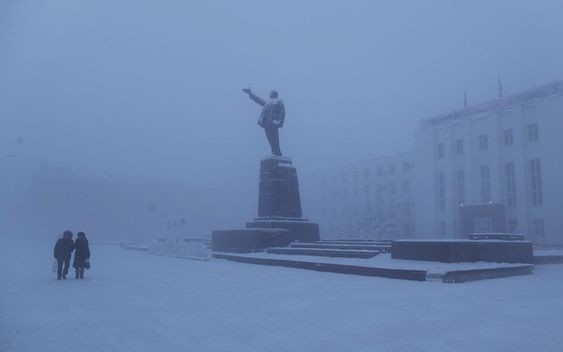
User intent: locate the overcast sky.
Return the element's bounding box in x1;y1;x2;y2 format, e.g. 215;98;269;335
2;0;563;237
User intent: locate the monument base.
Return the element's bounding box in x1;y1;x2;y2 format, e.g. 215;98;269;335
212;228;290;253
211;155;320;252
246;218;320;243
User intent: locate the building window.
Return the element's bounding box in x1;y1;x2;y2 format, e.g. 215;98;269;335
402;180;410;193
504;129;513;146
528;123;539;142
438;173;446;210
480;165;490;202
439;222;447;237
508;219;518;233
456;140;464;155
456;169;465;205
479;134;488;150
341;172;347;183
331;174;337;184
403;224;413;237
437;143;445;158
364;168;370;178
377;166;383;176
403;202;411;215
402;161;411;172
389;182;396;195
353;186;358;197
533;219;545;237
505;162;516;207
389;164;395;174
530;158;543;206
353;170;359;181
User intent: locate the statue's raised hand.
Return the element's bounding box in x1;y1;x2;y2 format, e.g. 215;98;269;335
242;87;251;95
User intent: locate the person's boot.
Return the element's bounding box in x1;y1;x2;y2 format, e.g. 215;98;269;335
75;270;80;279
79;269;84;279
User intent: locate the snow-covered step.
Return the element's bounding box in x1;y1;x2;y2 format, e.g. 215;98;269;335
266;247;379;258
213;252;534;283
291;243;389;251
314;240;393;245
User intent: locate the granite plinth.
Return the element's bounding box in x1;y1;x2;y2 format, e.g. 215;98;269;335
391;240;533;264
246;218;319;243
211;156;319;252
258;156;302;218
212;228;290;253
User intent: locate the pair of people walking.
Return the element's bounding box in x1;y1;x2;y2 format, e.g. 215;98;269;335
53;230;90;280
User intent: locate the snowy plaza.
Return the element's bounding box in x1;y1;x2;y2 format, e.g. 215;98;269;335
1;244;563;352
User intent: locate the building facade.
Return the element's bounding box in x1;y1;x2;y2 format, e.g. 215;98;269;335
415;81;563;245
317;152;416;239
317;81;563;245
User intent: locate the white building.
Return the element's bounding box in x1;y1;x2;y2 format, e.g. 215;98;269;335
415;81;563;245
317;152;415;239
317;81;563;245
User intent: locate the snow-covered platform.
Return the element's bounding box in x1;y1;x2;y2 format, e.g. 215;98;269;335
213;252;533;283
3;244;563;351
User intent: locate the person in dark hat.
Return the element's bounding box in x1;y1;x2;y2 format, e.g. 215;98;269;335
53;230;75;280
73;232;90;279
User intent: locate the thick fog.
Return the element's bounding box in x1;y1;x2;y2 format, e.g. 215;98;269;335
2;0;563;241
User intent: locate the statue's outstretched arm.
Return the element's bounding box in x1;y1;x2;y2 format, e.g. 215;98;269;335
243;88;266;106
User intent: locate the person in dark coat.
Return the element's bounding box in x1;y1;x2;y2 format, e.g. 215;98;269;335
53;230;75;280
73;232;90;279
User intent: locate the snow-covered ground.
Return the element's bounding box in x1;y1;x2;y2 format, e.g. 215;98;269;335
1;244;563;352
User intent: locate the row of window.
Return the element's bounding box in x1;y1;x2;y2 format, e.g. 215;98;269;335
326;162;414;184
320;203;415;219
324;180;412;201
437;123;540;158
437;158;543;210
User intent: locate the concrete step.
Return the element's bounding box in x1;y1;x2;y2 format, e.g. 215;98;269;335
314;240;393;245
266;247;379;258
291;243;390;251
212;252;426;281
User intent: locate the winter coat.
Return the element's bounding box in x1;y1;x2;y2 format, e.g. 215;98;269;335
54;238;75;259
73;237;90;268
249;93;286;128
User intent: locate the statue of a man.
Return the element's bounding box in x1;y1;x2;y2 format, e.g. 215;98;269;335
242;88;286;156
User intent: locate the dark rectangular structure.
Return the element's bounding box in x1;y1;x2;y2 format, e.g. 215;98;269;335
459;203;507;236
442;265;533;283
258;157;302;218
391;240;533;264
212;229;290;253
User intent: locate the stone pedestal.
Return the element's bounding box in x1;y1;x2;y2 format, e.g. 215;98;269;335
257;156;302;218
391;240;533;264
212;156;320;252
